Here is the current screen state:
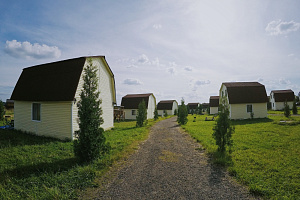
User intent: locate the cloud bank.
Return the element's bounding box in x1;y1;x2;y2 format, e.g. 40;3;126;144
123;78;142;85
265;20;300;35
4;40;61;59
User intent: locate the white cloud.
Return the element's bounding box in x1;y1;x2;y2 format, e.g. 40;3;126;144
265;20;300;35
123;78;142;85
167;67;176;75
195;80;211;86
184;66;192;71
4;40;61;59
153;24;162;29
279;78;291;85
137;54;149;64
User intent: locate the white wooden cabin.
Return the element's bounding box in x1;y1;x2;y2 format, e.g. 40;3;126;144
121;93;156;120
270;90;294;110
10;56;116;140
219;82;268;119
157;100;178;116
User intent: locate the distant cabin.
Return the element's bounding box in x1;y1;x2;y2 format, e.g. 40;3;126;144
121;93;156;120
270;89;295;110
10;56;116;140
5;99;14;111
219;82;268;119
157;100;178;116
201;103;209;113
209;96;219;115
187;103;199;114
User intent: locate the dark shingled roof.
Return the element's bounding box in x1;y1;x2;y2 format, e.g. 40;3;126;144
223;82;268;104
209;96;219;107
11;56;115;102
272;89;295;102
157;100;176;110
187;103;199;109
121;93;153;109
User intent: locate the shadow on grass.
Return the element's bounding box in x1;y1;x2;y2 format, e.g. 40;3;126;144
0;129;66;149
232;118;273;126
0;157;79;182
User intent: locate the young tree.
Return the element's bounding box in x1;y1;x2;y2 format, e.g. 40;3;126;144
0;100;5;121
154;107;158;121
164;110;168;117
136;100;147;127
292;99;298;115
284;100;291;118
177;99;188;125
74;59;110;163
174;109;178;116
212;99;235;153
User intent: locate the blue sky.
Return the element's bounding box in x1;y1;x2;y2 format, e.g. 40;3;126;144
1;0;300;104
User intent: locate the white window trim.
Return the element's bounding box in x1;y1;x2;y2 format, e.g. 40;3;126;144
32;102;41;122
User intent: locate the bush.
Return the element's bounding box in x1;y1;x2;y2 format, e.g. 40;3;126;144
164;110;168;117
0;99;4;121
154;107;158;121
74;59;110;163
292;99;298;115
284;101;291;118
136;100;147;127
177;99;188;125
212;99;235;153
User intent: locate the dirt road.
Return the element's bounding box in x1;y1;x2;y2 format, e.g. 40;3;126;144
93;117;256;199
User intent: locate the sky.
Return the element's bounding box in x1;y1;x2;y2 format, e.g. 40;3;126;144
1;0;300;105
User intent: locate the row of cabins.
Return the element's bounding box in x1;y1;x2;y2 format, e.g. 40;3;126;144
9;56;297;140
209;82;296;119
9;56;178;140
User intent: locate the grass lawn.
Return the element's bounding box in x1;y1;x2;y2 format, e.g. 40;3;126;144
0;117;168;199
182;112;300;199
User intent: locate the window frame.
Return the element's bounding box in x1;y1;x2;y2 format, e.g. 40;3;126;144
246;104;253;113
32;103;41;121
131;110;136;115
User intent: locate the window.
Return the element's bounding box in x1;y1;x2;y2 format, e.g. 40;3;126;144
32;103;41;121
132;110;136;115
247;104;252;113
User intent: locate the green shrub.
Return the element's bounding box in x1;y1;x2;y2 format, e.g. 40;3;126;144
284;101;291;118
154;107;158;120
74;59;110;163
136;100;147;127
292;99;297;114
177;99;188;125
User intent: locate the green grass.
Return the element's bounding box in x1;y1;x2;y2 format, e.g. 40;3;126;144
182;114;300;199
0;117;166;199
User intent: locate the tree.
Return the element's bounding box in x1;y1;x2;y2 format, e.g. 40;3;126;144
0;100;5;121
73;59;110;163
164;110;168;117
292;99;298;115
154;107;158;121
284;100;291;118
174;109;177;116
212;99;235;153
136;100;147;127
177;99;188;125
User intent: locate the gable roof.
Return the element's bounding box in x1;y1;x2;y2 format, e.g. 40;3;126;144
121;93;153;109
11;56;116;102
157;100;177;110
209;96;219;107
271;89;294;102
187;103;199;109
222;82;268;104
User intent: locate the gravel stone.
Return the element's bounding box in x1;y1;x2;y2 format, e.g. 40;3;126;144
94;117;258;199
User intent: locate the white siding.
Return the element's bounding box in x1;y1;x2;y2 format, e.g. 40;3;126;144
72;57;114;137
124;109;137;120
230;103;267;119
172;101;178;115
147;94;156;119
210;107;218;115
14;101;73;140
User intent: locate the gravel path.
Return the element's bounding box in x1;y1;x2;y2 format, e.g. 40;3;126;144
94;117;257;200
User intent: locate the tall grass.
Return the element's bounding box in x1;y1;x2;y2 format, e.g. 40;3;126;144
0;118;165;199
182;113;300;199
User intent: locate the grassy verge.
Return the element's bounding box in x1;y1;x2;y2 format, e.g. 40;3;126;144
182;114;300;199
0;117;167;199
